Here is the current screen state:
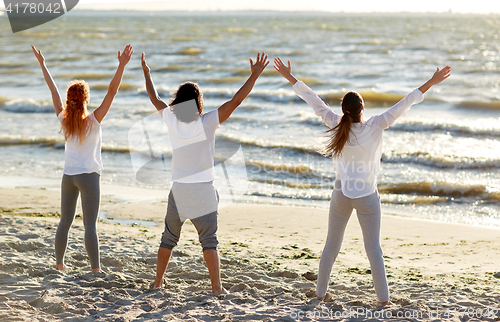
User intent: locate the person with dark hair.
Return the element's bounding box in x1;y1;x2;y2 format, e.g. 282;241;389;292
32;44;134;272
142;52;269;294
274;56;450;305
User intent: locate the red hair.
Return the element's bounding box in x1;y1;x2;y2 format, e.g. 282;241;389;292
60;80;92;144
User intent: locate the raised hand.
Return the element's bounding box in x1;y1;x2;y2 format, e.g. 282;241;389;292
429;66;451;86
418;66;451;94
273;56;297;85
250;52;269;77
274;56;291;77
31;45;45;65
118;44;133;66
141;52;150;74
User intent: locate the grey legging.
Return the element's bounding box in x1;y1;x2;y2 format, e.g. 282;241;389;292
317;180;389;302
55;172;100;270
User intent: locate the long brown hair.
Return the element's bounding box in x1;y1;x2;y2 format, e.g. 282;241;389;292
60;80;92;144
322;91;364;158
169;81;203;123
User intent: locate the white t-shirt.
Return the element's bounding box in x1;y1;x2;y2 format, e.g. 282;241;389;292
293;81;424;199
161;107;220;183
58;111;103;175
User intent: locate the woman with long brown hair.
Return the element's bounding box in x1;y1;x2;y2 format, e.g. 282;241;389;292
32;44;133;273
274;57;450;305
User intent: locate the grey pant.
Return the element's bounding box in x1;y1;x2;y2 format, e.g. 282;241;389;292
317;180;389;302
55;173;100;270
160;190;218;251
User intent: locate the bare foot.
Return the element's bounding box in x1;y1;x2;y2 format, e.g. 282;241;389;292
91;268;101;273
317;293;331;301
151;279;164;289
378;301;394;306
55;264;71;271
212;287;229;295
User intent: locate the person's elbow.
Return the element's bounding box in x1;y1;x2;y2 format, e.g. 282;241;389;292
231;97;244;108
107;87;119;98
150;95;162;106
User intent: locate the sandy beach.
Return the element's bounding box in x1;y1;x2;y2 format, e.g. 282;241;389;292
0;185;499;321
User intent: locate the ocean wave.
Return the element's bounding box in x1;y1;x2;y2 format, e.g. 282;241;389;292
457;100;500;110
248;190;331;201
247;180;499;204
57;73;115;80
54;56;84;62
0;96;7;106
208;76;247;84
217;133;320;154
0;68;34;75
227;27;257;33
178;47;204;55
378;181;500;201
249;178;329;190
156;64;193;72
389;119;500;138
0;97;55;113
0;135;63;147
233;67;279;77
248;160;316;175
91;82;138;91
76;32;107;39
379;194;449;205
382;151;500;170
18;31;61;38
0;134;146;155
0;61;31;69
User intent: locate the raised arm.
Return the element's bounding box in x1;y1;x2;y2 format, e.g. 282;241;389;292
218;52;269;124
31;45;63;116
141;52;168;113
93;44;133;123
274;57;339;128
374;65;451;129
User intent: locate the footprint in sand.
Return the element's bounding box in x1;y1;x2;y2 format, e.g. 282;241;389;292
17;234;40;241
8;241;45;252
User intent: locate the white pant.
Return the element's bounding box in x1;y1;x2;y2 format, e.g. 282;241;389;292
317;180;389;302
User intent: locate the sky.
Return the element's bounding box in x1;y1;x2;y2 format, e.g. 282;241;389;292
1;0;500;13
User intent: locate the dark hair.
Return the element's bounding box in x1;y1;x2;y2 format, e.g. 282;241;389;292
322;91;363;158
169;81;203;123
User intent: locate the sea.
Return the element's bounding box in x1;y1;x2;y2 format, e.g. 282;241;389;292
1;11;499;227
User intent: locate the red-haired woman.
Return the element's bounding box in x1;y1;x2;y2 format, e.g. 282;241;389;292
274;57;450;306
32;44;133;273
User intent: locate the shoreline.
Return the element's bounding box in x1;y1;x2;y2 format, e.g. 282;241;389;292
1;174;500;230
